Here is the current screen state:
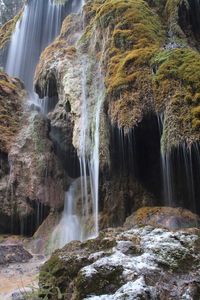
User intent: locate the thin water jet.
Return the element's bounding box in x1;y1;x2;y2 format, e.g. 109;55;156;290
161;143;200;214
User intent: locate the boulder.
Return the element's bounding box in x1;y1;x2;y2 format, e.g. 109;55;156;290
125;206;200;230
0;244;32;264
39;223;200;299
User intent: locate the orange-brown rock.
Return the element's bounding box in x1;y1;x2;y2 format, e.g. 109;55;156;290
0;71;25;153
125;206;200;230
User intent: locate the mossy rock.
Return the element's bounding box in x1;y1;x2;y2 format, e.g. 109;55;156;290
39;234;117;299
125;206;200;230
75;264;124;299
0;9;23;50
0;71;25;153
39;241;89;299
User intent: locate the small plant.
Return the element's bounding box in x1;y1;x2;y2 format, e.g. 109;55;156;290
19;285;64;300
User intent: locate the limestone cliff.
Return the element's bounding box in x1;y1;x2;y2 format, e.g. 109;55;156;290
1;0;200;235
34;0;200;226
0;70;66;235
1;0;200;298
0;70;25;232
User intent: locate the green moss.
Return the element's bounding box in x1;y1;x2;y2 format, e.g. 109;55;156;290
164;0;189;42
152;48;200;91
192;119;200;130
0;71;24;153
39;255;67;299
191;106;200;118
184;93;193;105
103;0;164;95
80;0;165;129
0;10;22;50
193;93;200;105
81;0;164;94
75;265;124;299
151;47;200;132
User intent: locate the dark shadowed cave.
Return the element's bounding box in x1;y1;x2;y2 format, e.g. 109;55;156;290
110;115;162;205
178;0;200;47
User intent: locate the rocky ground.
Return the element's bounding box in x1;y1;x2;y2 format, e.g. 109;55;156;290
38;207;200;300
0;236;46;300
0;207;199;299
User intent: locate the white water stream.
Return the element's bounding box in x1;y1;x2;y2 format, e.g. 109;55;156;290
6;0;81;110
52;59;104;249
6;0;103;250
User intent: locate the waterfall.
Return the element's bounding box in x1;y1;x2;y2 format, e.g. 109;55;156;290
5;0;103;248
51;60;104;249
78;58;103;240
79;59;104;240
159;113;199;213
5;0;81;108
161;144;198;211
161;151;174;206
159;114;176;206
51;180;81;248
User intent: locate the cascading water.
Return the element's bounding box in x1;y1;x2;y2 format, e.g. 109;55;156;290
51;180;82;248
5;0;82;109
51;59;104;249
159;114;177;206
159;114;200;214
111;127;136;176
4;0;82;236
79;58;104;240
5;0;103;248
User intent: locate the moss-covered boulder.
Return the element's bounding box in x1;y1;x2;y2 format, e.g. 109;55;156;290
125;206;200;230
39;214;200;299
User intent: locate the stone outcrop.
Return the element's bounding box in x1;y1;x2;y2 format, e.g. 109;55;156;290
0;70;25;233
2;108;67;236
39;207;200;299
5;111;66;233
34;0;200;222
0;70;25;153
0;71;66;235
0;244;32;264
125;206;200;230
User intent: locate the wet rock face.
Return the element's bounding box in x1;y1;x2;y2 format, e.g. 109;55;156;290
0;71;25;234
34;14;83;179
33;0;200;228
39;222;200;299
0;70;66;236
0;9;23;67
34;3;155;225
0;0;24;26
3;112;66;235
99;175;154;229
0;71;25;154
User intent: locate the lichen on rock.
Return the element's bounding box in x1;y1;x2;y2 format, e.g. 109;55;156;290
39;211;200;299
